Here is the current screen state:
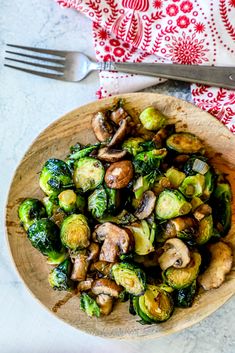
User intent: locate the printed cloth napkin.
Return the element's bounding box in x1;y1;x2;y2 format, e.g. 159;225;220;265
56;0;235;133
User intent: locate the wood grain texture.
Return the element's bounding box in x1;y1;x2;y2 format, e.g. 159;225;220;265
5;93;235;339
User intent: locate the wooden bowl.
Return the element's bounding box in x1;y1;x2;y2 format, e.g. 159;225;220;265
5;93;235;339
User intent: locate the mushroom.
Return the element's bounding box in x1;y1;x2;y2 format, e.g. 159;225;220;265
90;261;114;277
198;241;233;290
152;126;172;148
91;278;122;298
105;160;134;189
92;111;113;142
87;242;100;262
135;191;156;220
159;238;191;271
96;294;113;315
77;278;94;292
110;106;129;125
71;253;89;281
93;222;134;262
165;216;197;238
92;223;109;243
108;118;130;147
97;147;127;162
193;204;212;221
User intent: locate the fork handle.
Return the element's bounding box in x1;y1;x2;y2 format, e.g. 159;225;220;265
99;62;235;90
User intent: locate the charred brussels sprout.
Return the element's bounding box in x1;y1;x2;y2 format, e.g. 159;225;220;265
73;157;104;192
60;214;90;250
88;186;107;219
139;107;166;131
128;221;155;255
80;293;100;318
134;149;167;175
165;167;186;188
27;218;66;264
179;174;205;198
122;137;145;156
112;262;146;296
156;190;192;220
39;158;73;196
58;190;77;213
196;215;213;245
134;285;174;323
163;252;201;289
48;259;73;290
174;280;197;308
166;133;203;154
18;198;46;231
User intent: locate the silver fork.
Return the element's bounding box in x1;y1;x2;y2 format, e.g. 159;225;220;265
4;44;235;89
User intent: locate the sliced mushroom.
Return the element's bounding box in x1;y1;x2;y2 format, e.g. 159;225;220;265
94;222;134;262
92;223;109;243
165;216;197;238
159;238;191;271
97;147;127;162
135;191;156;220
108;118;130;147
193;204;212;221
152;125;174;148
71;254;89;281
87;242;100;262
96;294;114;315
91;278;122;298
110;107;129;125
92;111;113;142
198;241;233;290
90;261;114;277
105;160;134;189
77;278;94;292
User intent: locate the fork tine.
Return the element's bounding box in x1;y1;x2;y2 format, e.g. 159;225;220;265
5;57;64;73
6;44;67;57
5;50;65;65
4;64;64;80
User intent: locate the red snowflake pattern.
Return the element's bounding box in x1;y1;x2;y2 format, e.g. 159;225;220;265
176;15;190;28
166;33;209;64
97;28;109;40
194;22;205;33
166;4;179;16
153;0;163;8
180;1;193;13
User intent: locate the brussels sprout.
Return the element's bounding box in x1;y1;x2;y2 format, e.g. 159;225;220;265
98;209;137;225
122;137;145;156
196;215;213;245
139;107;167;131
18;198;46;231
166;133;203;154
48;259;74;290
80;293;100;318
174;280;197;308
88;186;107;219
163;252;201;289
156;190;192;220
105;186;121;213
76;193;86;213
27;218;66;264
128;220;155;255
183;155;208;176
202;169;216;200
42;196;58;218
165;167;186;188
58;190;77;213
135;285;174;323
112;262;146;296
60;214;90;250
211;179;232;236
134;149;167;175
73;157;104;192
179;174;205;198
133;172;157;200
39;158;73;196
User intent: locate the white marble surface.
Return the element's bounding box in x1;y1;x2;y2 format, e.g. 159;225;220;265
0;1;234;352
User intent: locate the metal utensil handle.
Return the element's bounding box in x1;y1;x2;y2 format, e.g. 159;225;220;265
99;62;235;90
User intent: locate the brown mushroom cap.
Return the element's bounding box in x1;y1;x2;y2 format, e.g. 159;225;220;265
90;261;114;277
97;147;127;162
87;242;100;262
71;254;89;281
159;238;191;271
105;160;134;189
164;216;197;239
135;191;156;220
96;294;113;315
198;241;233;290
91;278;122;298
92;111;113;142
108;118;130;147
110;107;129;125
92;223;109;243
77;278;94;292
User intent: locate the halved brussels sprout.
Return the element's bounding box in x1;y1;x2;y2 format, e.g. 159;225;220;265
73;157;104;192
134;149;167;175
165;167;186;188
128;220;155;255
39;158;73;196
18;198;46;231
112;262;146;296
135;285;174;323
156;190;192;220
48;258;74;290
195;215;213;245
88;186;107;219
166;133;203;154
163;252;201;289
179;174;205;198
27;218;66;264
139;107;166;131
60;214;90;250
174;279;197;308
80;293;100;318
122;137;145;156
58;190;77;213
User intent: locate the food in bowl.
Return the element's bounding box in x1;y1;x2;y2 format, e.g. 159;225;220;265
18;100;233;324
